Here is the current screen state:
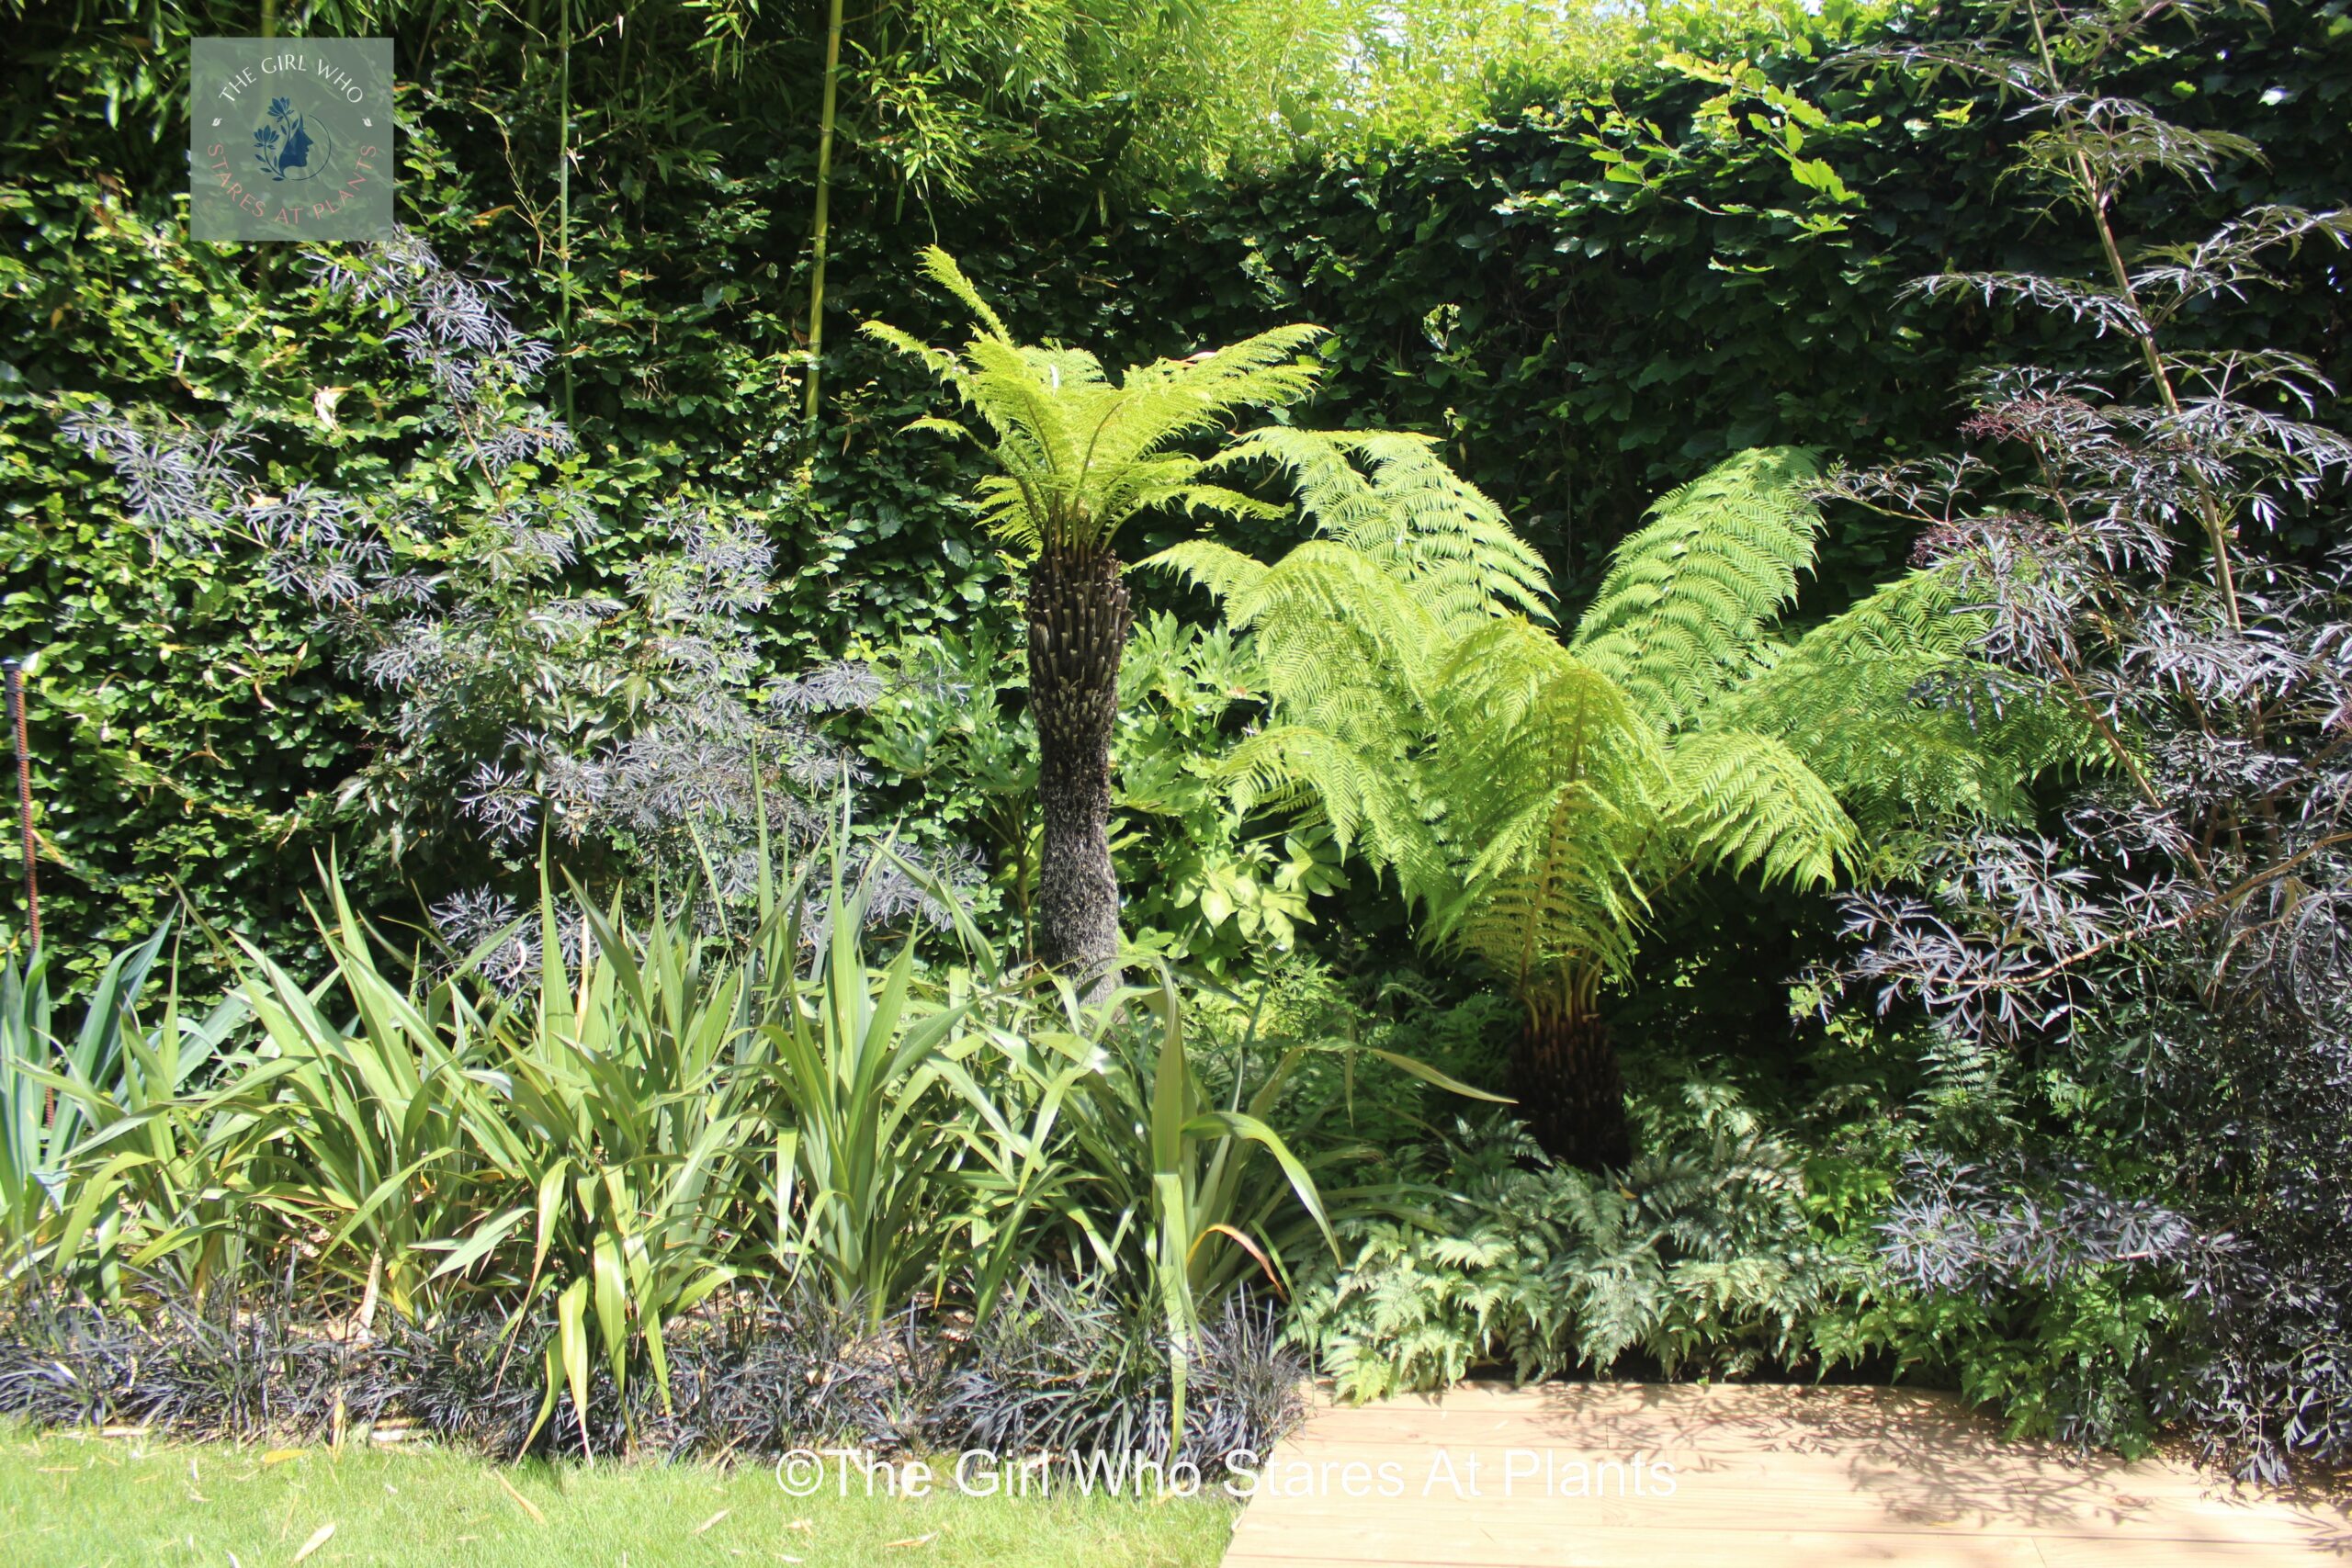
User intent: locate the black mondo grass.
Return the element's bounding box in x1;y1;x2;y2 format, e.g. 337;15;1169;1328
650;1290;937;1461
932;1273;1306;1474
383;1290;938;1461
0;1289;380;1444
0;1277;1300;1468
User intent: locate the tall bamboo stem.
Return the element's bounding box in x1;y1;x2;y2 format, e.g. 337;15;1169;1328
803;0;845;426
558;1;575;422
5;660;38;950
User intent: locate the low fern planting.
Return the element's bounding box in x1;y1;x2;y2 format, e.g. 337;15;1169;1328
1289;1087;1836;1401
1283;1076;2185;1455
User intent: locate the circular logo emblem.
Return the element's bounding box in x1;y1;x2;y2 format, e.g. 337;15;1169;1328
253;96;334;184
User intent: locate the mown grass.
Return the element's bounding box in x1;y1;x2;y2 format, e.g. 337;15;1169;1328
0;1427;1237;1567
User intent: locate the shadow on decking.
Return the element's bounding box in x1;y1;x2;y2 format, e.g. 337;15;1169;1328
1468;1380;2351;1551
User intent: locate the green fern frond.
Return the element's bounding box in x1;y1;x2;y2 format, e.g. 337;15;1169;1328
1657;729;1859;890
1153;536;1457;745
1434;795;1651;989
861;321;963;378
900;415;978;446
913;245;1011;341
1148;539;1272;609
1571;446;1823;730
1710;566;2097;833
1163;484;1290;524
1430;621;1655;781
1219;725;1418;861
865;254;1326;558
1292;1095;1834;1393
1210;428;1555;625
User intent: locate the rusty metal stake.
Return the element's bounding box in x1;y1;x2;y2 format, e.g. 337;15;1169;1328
5;659;37;949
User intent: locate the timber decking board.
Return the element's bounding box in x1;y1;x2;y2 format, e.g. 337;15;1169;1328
1220;1383;2351;1566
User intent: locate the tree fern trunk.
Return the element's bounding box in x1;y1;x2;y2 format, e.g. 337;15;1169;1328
1514;1008;1633;1170
1026;547;1129;984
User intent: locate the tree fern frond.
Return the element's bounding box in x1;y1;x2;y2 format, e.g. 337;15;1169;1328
1223;538;1436;637
866;254;1325;558
1433;620;1651;771
913;245;1011;341
902;416;978;446
1218;725;1433;879
1711;567;2098;832
1571;446;1823;730
1145;540;1272;609
1657;729;1859;890
862;321;963;378
1162;484;1290;525
1214;428;1555;625
1434;785;1652;989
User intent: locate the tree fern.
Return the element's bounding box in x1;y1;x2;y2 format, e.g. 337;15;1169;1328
1159;437;2061;1165
868;249;1324;976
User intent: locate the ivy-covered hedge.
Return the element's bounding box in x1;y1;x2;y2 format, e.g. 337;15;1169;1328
3;0;2346;970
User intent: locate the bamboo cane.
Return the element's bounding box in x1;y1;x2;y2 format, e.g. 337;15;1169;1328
4;660;35;950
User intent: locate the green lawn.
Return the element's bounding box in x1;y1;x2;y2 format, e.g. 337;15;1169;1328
0;1427;1237;1568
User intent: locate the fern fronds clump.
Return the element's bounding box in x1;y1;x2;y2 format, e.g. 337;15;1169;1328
1290;1091;1835;1400
1572;446;1823;730
865;248;1326;559
1159;436;2064;1165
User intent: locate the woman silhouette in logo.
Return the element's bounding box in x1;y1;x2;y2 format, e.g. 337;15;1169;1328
255;97;320;181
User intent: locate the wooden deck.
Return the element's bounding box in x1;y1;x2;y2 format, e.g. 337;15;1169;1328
1222;1382;2352;1566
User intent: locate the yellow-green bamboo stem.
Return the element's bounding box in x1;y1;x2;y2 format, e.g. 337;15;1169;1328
803;0;845;426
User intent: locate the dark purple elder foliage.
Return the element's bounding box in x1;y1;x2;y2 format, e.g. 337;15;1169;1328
62;231;969;984
1824;0;2352;1476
